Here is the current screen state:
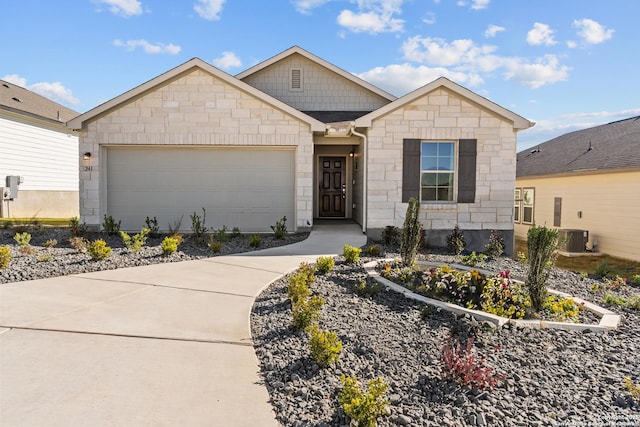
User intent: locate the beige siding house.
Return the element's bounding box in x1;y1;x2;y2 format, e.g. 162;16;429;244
0;80;79;218
515;116;640;261
68;46;532;254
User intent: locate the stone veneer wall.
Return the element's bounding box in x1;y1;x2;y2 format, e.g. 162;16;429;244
366;87;518;254
78;69;314;231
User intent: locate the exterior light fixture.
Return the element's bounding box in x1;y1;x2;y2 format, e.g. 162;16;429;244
83;152;92;160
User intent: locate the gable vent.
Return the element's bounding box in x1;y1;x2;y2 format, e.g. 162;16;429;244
2;83;9;88
12;97;21;103
290;69;302;91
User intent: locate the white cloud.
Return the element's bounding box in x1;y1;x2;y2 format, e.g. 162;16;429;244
212;51;242;69
337;0;405;34
526;22;557;46
292;0;331;14
573;18;614;44
422;11;436;25
357;63;483;96
402;36;496;67
501;54;569;89
471;0;490;10
566;40;577;49
194;0;226;21
484;24;505;38
113;39;181;54
92;0;143;17
1;74;80;106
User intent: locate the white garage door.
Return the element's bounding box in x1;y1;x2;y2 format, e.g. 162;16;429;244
106;147;294;232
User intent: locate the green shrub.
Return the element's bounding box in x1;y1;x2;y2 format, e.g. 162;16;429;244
624;376;640;402
316;256;335;274
594;260;611;278
231;227;241;239
365;245;381;256
13;232;31;246
43;239;57;248
353;278;381;298
37;254;54;263
88;239;112;261
446;224;466;255
102;215;121;236
208;234;223;253
144;216;160;238
485;230;505;259
343;245;362;263
271;216;287;239
216;225;230;243
338;376;389;427
461;251;488;266
248;234;262;248
0;246;11;269
120;228;150;252
69;216;87;237
190;208;208;242
381;225;400;246
287;264;315;304
167;215;184;236
291;295;324;331
308;323;342;368
401;197;422;266
526;225;559;311
161;236;180;255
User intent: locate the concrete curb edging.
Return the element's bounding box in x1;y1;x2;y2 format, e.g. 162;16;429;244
364;260;621;332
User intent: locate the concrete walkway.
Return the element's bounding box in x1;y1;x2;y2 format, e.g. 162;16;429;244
0;223;366;427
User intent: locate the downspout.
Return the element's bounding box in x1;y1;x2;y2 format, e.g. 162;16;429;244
349;125;367;234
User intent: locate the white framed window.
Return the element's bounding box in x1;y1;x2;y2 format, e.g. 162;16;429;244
420;141;455;202
290;69;303;91
514;188;521;223
522;187;535;224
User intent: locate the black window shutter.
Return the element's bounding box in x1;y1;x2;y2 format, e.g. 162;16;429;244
402;139;421;202
457;139;477;203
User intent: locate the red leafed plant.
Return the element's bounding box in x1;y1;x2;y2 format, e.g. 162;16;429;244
441;336;504;390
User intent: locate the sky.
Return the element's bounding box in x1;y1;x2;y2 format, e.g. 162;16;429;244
2;0;638;151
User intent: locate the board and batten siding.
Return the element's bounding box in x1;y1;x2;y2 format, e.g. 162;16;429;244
0;115;78;191
515;171;640;262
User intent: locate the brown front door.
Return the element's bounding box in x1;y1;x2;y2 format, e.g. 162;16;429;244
319;157;346;217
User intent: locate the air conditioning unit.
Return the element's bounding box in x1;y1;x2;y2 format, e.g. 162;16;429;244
558;229;588;253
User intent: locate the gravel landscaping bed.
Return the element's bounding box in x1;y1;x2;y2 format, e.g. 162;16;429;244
0;226;308;284
251;248;640;427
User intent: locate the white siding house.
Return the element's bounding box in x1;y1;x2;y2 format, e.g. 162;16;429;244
0;80;79;218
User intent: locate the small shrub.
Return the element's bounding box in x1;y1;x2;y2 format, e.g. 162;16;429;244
446;224;466;255
594;260;611;278
401;197;422;266
190;208;208;242
441;336;503;390
231;227;241;239
353;278;381;298
343;245;362;263
215;225;230;243
168;215;184;236
208;235;223;253
516;251;528;265
604;275;628;290
460;251;488;266
88;239;112;261
144;216;160;238
271;216;287;239
338;376;389;427
69;217;87;237
420;304;432;320
37;254;54;263
485;230;505;259
624;376;640;402
628;296;640;310
0;246;11;269
19;245;35;256
308;323;342;368
602;292;627;307
69;236;89;253
365;244;381;257
316;256;335;274
632;274;640;286
248;234;262;248
120;228;150;253
102;215;121;236
381;225;400;246
13;232;31;246
291;295;324;331
288;264;315;304
526;225;559;311
161;236;180;255
43;239;57;248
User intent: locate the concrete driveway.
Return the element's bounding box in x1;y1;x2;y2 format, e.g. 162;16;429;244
0;223;366;426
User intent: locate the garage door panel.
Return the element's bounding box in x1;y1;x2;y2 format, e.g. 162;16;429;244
106;148;294;232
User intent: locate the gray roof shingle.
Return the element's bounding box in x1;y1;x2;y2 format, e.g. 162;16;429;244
517;116;640;177
0;80;78;124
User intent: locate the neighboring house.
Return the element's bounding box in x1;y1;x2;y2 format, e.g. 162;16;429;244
515;116;640;261
67;46;532;254
0;80;79;218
